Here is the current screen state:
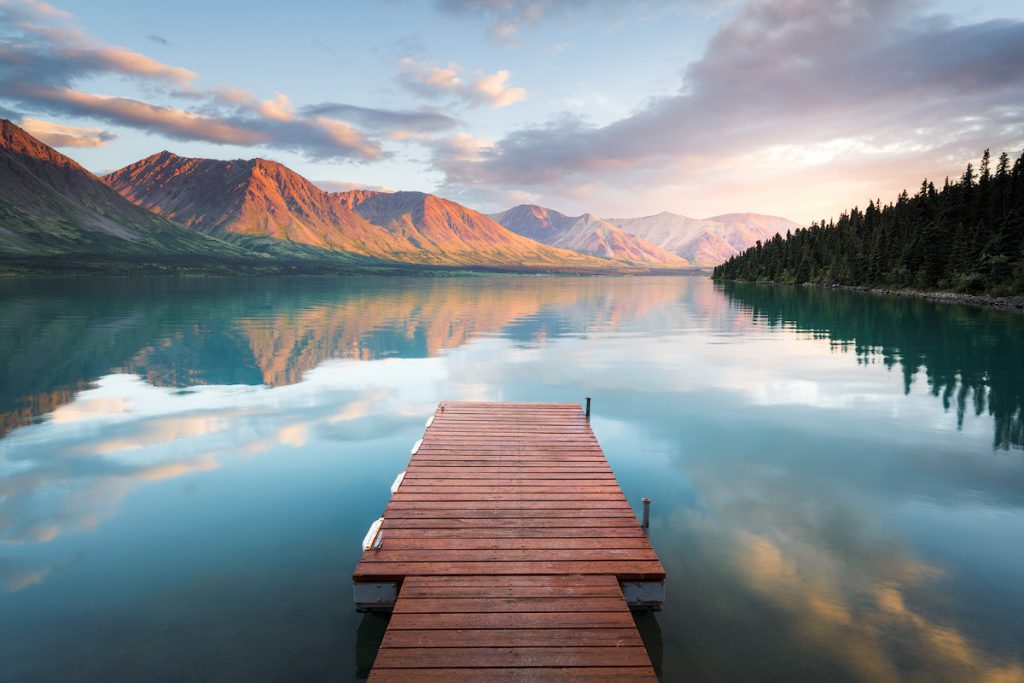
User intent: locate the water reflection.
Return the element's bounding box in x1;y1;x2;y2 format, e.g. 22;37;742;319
1;275;1022;682
355;614;389;680
0;276;685;435
719;282;1024;450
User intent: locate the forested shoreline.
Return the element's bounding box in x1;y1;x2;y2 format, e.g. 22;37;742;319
713;150;1024;295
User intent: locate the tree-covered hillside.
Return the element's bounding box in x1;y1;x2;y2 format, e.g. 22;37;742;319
713;150;1024;295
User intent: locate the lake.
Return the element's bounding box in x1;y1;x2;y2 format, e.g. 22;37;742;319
1;275;1022;682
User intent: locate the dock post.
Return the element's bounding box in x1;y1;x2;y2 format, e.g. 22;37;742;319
642;497;651;532
585;396;591;420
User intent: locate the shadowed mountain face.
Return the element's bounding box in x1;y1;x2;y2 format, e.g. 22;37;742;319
104;154;618;269
488;205;688;267
0;120;244;257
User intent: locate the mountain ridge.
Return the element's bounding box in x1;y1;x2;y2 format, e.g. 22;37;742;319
490;202;798;266
104;152;625;270
607;210;799;265
488;205;688;266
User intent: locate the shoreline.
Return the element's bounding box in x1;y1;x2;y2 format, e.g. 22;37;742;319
0;255;710;278
831;284;1024;311
718;279;1024;312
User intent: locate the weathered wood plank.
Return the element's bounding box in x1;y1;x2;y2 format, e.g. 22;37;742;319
371;646;653;668
374;518;643;528
397;584;624;598
367;549;661;563
380;509;637;520
381;538;653;551
380;528;643;540
392;597;636;613
386;611;637;630
384;502;633;510
403;574;618;587
381;628;643;648
367;667;657;682
355;560;666;580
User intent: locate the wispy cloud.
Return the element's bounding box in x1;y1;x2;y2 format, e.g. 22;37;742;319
398;57;527;108
19;117;116;147
313;180;397;193
301;102;458;134
436;0;689;43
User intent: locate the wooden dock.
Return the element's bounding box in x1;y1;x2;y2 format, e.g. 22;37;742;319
353;401;666;681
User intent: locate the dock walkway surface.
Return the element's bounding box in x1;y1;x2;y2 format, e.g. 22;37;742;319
353;401;666;681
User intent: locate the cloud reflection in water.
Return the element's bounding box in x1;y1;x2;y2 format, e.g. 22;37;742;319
0;275;1022;682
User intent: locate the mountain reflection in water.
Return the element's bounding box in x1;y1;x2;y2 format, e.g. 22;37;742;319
1;275;1022;682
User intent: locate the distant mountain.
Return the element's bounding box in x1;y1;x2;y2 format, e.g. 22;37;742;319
488;205;688;267
105;154;617;270
489;203;798;266
607;211;800;266
0;119;245;257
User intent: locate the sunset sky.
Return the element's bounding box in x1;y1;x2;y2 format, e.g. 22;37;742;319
1;0;1022;224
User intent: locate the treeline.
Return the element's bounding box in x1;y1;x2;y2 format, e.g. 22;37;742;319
713;150;1024;295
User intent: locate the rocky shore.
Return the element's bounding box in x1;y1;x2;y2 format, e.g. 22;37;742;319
818;283;1024;312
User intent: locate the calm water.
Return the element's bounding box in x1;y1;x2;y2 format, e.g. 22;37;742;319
1;275;1022;682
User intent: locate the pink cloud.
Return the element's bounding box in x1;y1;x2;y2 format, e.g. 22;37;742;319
19;117;116;148
399;57;527;108
22;86;266;145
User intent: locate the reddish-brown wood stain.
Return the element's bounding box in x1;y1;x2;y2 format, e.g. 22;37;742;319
355;402;664;681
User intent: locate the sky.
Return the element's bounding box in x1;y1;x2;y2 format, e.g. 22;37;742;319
1;0;1022;225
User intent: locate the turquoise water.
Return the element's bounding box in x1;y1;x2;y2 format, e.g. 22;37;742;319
1;275;1022;682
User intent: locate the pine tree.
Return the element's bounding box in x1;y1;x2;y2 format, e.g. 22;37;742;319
997;152;1010;179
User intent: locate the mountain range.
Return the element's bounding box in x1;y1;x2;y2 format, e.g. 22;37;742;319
103;152;608;269
490;205;798;266
487;205;687;266
0;119;797;272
